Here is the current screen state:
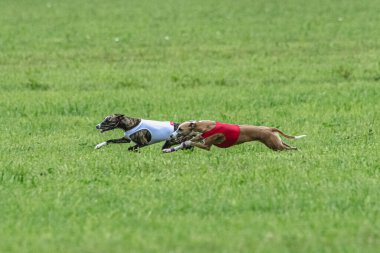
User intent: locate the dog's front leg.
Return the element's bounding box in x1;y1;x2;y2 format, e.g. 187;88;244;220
189;141;212;151
162;140;210;153
162;141;190;153
95;137;130;149
182;134;223;151
162;134;202;153
125;129;151;152
128;144;143;152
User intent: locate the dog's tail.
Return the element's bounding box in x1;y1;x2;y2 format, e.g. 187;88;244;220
273;128;306;140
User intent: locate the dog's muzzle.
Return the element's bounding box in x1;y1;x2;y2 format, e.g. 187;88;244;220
96;124;108;133
170;131;178;139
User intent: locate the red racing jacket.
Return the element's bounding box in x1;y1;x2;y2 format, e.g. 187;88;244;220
201;122;240;148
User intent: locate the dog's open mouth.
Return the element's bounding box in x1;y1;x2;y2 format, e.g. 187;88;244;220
99;128;113;133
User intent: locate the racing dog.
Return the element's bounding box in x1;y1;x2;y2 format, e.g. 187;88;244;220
163;120;306;152
95;114;192;151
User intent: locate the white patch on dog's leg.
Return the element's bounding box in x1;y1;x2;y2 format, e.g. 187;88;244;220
294;135;306;139
182;141;192;147
162;148;174;153
95;141;107;149
162;140;194;153
162;147;178;153
163;142;186;153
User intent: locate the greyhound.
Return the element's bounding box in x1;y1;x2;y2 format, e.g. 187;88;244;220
163;120;306;152
95;114;192;151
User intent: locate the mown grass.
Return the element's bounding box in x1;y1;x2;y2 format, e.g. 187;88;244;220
0;0;379;252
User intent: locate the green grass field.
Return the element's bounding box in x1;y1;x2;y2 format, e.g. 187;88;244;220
1;0;379;252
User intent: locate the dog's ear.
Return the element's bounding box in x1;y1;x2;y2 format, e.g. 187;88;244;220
189;121;196;129
115;114;124;118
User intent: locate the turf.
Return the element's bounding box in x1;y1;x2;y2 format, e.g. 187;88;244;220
0;0;379;252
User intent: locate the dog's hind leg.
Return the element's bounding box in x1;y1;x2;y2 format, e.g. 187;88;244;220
273;131;299;150
259;133;291;151
261;131;300;151
282;141;298;150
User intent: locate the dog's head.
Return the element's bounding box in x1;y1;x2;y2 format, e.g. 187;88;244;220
170;120;197;139
96;114;125;133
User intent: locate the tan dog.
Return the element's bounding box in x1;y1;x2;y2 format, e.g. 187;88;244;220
163;120;305;152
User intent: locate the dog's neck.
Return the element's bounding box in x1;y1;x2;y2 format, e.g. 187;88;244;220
118;116;141;131
193;120;216;133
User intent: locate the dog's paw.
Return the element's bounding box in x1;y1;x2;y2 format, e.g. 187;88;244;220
95;142;107;149
162;148;175;153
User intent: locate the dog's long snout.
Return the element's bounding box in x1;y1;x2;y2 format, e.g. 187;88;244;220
96;124;101;129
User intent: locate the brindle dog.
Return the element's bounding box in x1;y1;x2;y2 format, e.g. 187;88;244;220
95;114;191;151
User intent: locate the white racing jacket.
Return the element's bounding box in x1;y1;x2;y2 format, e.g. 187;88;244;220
124;119;174;144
